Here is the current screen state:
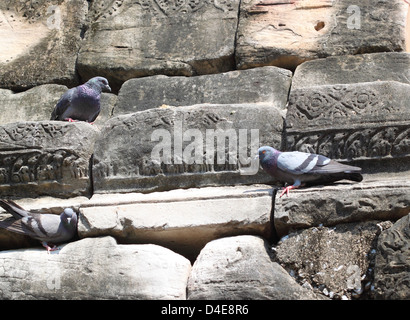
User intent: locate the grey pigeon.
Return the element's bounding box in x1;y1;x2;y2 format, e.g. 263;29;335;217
51;76;111;123
258;146;363;197
0;199;78;252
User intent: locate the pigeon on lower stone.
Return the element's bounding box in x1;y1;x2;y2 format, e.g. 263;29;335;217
0;199;78;252
50;76;111;123
258;146;363;197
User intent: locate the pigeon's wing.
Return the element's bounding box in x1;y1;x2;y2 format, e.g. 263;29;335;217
88;109;101;123
51;87;76;120
0;216;44;239
0;199;30;219
277;151;331;175
308;159;362;175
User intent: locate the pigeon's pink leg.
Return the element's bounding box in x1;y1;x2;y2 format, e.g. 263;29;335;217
279;180;302;198
280;185;298;198
280;180;303;197
41;241;58;254
65;118;78;122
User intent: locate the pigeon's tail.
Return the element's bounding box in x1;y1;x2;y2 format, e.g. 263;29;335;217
345;172;363;182
0;200;29;219
50;110;58;121
305;170;363;187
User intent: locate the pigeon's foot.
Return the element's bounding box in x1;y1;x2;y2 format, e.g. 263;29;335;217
41;241;59;254
280;185;298;198
65;118;79;122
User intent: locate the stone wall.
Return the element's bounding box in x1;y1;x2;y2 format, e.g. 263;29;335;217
0;0;409;300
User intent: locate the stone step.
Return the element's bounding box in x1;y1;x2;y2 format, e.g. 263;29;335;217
78;185;274;261
0;181;408;299
274;177;410;238
291;52;410;89
115;66;292;115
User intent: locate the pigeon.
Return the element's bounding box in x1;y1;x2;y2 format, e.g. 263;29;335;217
50;76;111;123
258;146;363;197
0;199;78;252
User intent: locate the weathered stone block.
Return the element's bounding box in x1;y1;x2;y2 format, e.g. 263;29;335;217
236;0;408;71
0;236;191;299
78;185;273;260
291;53;410;89
0;0;88;90
0;85;66;125
93;104;283;194
78;0;241;91
274;179;410;238
187;235;324;299
94;92;117;126
285;81;410;173
274;221;386;300
115;67;292;114
0;121;100;198
373;214;410;299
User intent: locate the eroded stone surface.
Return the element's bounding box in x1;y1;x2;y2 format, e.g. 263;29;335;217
0;236;191;299
236;0;408;70
274;221;387;300
292;53;410;89
0;85;66;125
115;67;292;114
187;235;325;299
0;0;88;90
78;0;241;91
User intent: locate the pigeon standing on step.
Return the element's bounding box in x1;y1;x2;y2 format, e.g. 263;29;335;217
258;146;363;197
0;199;78;252
50;76;111;123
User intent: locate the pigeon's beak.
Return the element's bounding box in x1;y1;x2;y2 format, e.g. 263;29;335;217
254;154;259;160
105;84;112;92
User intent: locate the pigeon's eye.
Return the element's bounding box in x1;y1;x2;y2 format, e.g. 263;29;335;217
262;151;266;154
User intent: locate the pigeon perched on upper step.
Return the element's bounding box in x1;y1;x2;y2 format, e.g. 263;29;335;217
50;76;111;123
0;199;78;252
258;146;363;197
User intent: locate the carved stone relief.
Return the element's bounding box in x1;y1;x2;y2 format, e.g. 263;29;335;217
93;104;283;193
133;0;235;16
286;82;410;166
373;214;410;299
0;121;99;198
